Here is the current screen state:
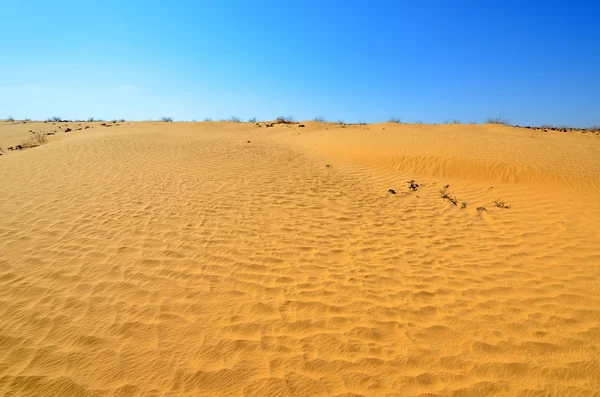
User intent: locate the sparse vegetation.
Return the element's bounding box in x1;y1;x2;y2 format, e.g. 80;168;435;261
160;117;173;122
6;116;14;122
203;117;212;122
389;117;402;123
230;116;241;122
461;202;467;209
248;117;257;123
486;116;510;125
540;124;554;129
87;117;95;122
493;199;511;209
440;188;458;205
51;116;62;122
452;120;461;124
313;116;327;122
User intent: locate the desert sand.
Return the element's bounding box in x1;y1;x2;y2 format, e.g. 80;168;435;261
1;119;599;396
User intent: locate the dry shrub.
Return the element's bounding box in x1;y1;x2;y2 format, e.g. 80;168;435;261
486;116;510;125
276;116;294;124
21;132;48;148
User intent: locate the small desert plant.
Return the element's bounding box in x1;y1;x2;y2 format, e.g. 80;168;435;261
248;117;257;123
276;116;294;124
452;119;461;124
461;201;467;209
87;117;95;122
415;120;423;124
313;116;327;122
229;116;241;122
24;118;31;122
160;117;173;122
440;188;458;205
389;117;402;123
486;116;510;125
540;124;554;129
493;198;511;209
203;117;212;122
6;116;14;122
51;116;62;122
337;120;346;125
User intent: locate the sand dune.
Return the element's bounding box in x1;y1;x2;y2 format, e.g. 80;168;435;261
1;120;599;396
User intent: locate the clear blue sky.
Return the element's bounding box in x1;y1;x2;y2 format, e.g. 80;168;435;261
1;0;599;126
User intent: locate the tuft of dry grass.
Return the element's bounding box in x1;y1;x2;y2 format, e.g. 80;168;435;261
160;117;173;122
493;198;511;209
389;117;402;123
313;116;327;122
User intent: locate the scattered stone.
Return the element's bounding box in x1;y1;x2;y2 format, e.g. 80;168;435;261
8;146;14;151
388;189;396;194
247;140;251;143
298;124;305;127
85;126;90;129
461;202;467;209
325;164;332;168
65;128;72;132
407;180;419;191
15;145;23;150
444;184;450;188
476;207;487;212
47;132;55;136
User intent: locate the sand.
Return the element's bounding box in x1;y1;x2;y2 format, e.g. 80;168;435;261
1;120;599;396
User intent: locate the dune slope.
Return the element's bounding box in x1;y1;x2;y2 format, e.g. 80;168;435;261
1;121;599;396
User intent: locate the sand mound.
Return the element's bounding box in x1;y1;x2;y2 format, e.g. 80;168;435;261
1;121;599;396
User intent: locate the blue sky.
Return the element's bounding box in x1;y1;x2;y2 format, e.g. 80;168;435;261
1;0;599;126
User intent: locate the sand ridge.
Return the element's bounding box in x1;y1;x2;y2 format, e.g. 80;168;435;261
1;121;599;396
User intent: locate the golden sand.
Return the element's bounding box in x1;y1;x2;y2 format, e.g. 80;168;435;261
1;120;599;396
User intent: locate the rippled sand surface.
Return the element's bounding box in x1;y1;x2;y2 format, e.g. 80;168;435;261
1;120;599;396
